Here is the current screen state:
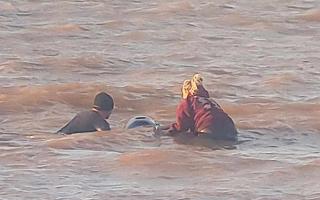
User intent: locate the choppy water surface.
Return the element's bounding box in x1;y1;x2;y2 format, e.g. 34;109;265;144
1;0;320;199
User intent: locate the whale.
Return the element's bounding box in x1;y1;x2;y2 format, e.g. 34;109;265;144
125;116;157;129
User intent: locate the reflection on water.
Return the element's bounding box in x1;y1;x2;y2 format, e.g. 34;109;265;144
0;0;320;199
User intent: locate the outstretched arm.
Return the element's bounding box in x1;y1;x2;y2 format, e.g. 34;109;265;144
154;100;193;137
153;124;172;136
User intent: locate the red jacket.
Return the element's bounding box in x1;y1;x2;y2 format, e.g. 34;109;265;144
194;85;209;98
169;95;230;134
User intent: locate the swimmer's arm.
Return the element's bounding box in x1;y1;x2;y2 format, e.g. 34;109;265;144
154;101;192;137
56;115;78;134
170;100;193;133
153;124;174;136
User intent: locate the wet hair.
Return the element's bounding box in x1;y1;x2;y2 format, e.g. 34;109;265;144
93;92;114;111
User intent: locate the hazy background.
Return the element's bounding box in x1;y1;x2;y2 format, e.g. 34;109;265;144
0;0;320;199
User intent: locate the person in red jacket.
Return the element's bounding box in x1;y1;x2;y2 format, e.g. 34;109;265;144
160;74;238;141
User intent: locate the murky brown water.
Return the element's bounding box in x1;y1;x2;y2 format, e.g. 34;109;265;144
1;0;320;199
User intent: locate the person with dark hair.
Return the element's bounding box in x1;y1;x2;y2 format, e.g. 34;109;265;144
158;74;238;141
57;92;114;135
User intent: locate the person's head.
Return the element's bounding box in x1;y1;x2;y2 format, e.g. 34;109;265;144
191;73;203;90
181;74;204;99
93;92;114;119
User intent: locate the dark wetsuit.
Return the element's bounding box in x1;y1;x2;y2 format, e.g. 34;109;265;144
169;96;237;141
57;110;110;134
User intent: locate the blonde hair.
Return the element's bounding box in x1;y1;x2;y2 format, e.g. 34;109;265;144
181;73;204;99
182;80;192;99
